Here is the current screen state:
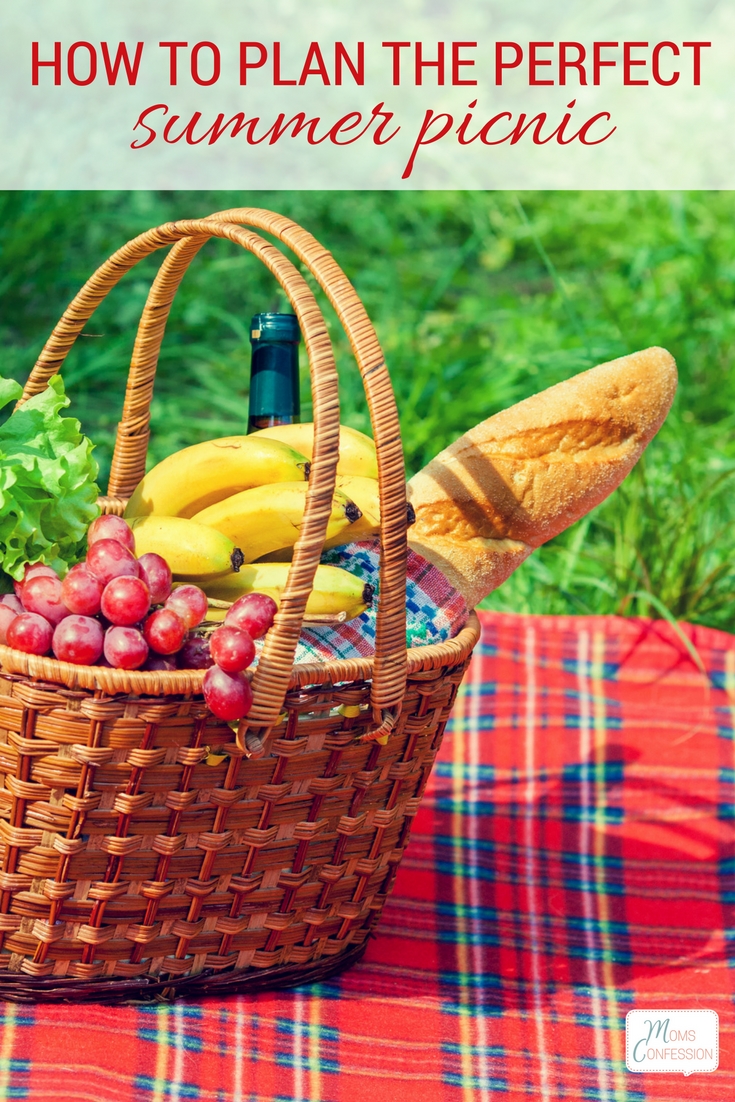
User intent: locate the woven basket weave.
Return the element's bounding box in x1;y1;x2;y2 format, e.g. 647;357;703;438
0;209;481;1003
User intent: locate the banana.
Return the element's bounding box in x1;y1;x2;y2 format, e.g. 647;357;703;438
124;436;310;519
251;423;378;479
324;476;380;549
192;482;362;564
255;547;297;563
128;516;243;580
260;477;381;559
202;562;373;620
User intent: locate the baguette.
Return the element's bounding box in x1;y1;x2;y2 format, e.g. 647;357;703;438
406;346;677;608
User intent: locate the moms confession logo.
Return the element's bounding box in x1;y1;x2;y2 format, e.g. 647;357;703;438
626;1010;718;1075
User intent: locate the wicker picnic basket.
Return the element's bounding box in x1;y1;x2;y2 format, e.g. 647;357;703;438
0;209;480;1003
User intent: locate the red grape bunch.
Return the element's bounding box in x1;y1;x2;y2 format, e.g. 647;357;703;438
0;514;277;722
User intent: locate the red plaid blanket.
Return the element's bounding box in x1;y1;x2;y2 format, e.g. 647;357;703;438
1;610;733;1100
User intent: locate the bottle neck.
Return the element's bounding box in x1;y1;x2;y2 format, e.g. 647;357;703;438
247;340;300;432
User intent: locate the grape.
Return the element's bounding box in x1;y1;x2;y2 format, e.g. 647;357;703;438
52;616;104;665
101;576;151;626
61;564;104;616
87;514;136;552
7;613;53;655
177;635;214;670
143;608;187;655
14;563;57;601
224;593;277;639
0;605;18;644
1;594;23;615
22;575;69;626
87;539;139;585
210;625;256;673
165;585;208;630
137;553;172;604
143;653;177;671
103;626;148;670
202;665;253;721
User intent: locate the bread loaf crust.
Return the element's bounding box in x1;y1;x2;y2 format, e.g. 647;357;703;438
407;347;677;607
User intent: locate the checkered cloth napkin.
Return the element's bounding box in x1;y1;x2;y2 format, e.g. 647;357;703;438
3;610;735;1100
258;539;469;665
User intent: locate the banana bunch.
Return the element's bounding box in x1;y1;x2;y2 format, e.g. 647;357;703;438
124;425;381;620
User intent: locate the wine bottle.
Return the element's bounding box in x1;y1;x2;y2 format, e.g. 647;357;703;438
247;312;301;432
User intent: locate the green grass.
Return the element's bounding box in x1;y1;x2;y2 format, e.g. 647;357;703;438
2;190;735;630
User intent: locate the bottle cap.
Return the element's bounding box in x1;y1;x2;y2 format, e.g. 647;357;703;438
250;313;301;343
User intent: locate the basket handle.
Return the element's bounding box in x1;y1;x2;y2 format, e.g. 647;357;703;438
19;216;408;744
198;209;408;736
107;209;407;742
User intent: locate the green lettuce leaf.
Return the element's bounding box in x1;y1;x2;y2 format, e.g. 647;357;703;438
0;374;99;587
0;379;23;411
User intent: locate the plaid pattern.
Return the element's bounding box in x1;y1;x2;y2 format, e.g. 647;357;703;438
2;609;735;1100
267;541;468;665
